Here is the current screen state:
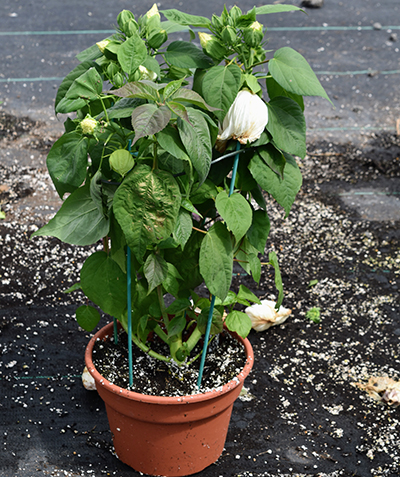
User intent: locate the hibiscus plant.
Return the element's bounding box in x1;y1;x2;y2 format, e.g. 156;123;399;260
32;4;329;365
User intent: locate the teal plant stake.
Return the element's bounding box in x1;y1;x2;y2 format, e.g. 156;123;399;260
127;246;133;388
113;317;118;345
197;141;241;391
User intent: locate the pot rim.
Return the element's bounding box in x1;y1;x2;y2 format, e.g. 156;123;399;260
85;322;254;404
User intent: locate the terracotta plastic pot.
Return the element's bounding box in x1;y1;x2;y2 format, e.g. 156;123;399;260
85;322;254;477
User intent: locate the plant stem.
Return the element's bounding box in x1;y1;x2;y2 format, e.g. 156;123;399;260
157;285;169;327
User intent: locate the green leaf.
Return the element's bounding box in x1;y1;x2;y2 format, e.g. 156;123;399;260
157;124;190;161
247;209;270;254
249;152;302;217
46;131;89;198
76;43;103;62
162;77;187;100
64;67;103;101
63;282;81;294
164;41;213;69
199;221;233;301
254;5;304;14
215;190;252;242
170;88;219;112
112;81;163;101
178;108;212;186
202;64;242;123
102;98;145;119
225;310;252;338
190;179;219;204
161;9;211;27
80;251;127;317
257;143;286;180
268;251;284;308
143;253;168;293
167;314;187;338
75;305;100;332
269;47;331;102
266;76;304;111
117;33;147;74
55;61;96;111
113;164;181;261
237;285;261;305
166;101;190;123
173;208;193;249
235;237;261;282
266;96;306;158
197;307;223;335
166;298;191;315
131;104;171;144
31;183;109;246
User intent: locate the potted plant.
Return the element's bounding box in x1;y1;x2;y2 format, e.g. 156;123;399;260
32;3;329;476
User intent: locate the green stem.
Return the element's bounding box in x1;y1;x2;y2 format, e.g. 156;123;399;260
185;325;203;354
99;96;110;123
157;285;169;327
153;324;169;344
130;332;171;363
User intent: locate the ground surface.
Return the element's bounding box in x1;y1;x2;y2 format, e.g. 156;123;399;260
1;1;400;476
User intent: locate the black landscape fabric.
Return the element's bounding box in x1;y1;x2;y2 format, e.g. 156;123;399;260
1;0;400;476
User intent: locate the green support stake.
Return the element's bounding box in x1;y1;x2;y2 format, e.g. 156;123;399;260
197;141;241;391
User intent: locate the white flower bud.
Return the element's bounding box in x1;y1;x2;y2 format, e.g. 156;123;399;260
146;3;160;19
139;65;158;81
245;299;291;332
217;89;268;146
80;116;98;135
96;39;110;53
198;32;213;49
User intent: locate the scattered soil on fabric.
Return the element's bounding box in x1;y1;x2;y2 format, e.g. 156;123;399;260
92;329;247;396
1;113;400;477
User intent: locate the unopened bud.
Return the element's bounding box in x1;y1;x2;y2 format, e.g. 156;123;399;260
109;149;135;176
96;39;110;53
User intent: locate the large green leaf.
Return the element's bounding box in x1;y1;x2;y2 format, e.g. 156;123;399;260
199;221;233;301
215;191;252;242
256;144;286;180
117;33;147;75
161;9;211;27
143;253;168;293
75;305;100;332
247;209;270;254
269;47;331;102
225;310;252;338
31;183;110;245
202;64;242;123
55;61;96;111
177;108;212;186
113;164;181;261
131;104;171;144
164;41;213;69
64;67;103;101
266;76;304;111
266;96;306;158
80;251;127;317
113;81;164;101
157;124;190;162
170;88;219;112
46;131;89;198
103;98;145;119
249;152;302;217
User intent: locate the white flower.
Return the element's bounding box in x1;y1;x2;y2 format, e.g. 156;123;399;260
245;300;291;332
217;89;268;146
82;366;96;391
80;116;98;135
